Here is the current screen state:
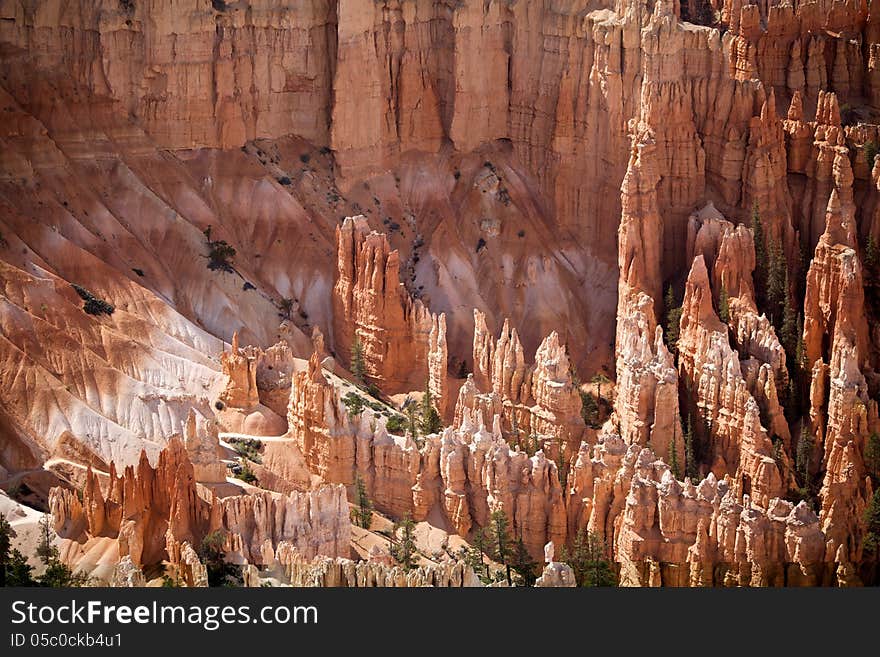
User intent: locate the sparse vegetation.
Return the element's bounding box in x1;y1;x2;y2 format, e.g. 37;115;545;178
865;431;880;486
198;530;242;587
664;283;683;353
512;536;538;586
865;141;879;171
203;226;236;272
580;390;600;429
353;474;373;529
342;391;366;417
72;284;115;316
229;437;262;464
389;515;418;570
236;460;257;485
718;285;730;323
350;337;367;385
385;414;406;434
560;528;616;587
419;383;442;436
489;509;514;586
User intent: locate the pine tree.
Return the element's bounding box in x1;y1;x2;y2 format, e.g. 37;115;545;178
489;509;514;585
0;514;10;587
512;536;538;586
35;514;58;566
780;282;799;357
668;436;681;480
718;285;730;324
560;528;616;587
466;527;490;580
404;401;419;439
796;426;813;494
419;383;442;435
354;474;373;529
555;438;569;489
198;529;242;587
866;234;879;284
864;489;880;556
684;414;698;481
350;336;366;385
591;373;611;419
752;204;768;308
865;432;880;484
664;284;683;352
579;390;600;429
767;240;787;327
390;515;418;570
5;549;35;586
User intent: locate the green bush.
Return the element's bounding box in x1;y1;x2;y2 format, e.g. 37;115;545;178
229;437;262;464
72;284;114;316
386;414;406;433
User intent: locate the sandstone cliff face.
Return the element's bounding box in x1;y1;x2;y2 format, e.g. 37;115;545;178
800;132;877;565
562;428;830;587
217;333;292;434
284;344;568;559
275;542;481;587
678;254;786;507
332;215;446;398
48;436;350;572
459;309;584;449
614;131;684;466
6;0;880;586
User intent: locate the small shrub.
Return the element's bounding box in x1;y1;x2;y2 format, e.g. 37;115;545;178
342;392;366;416
277;176;292;186
476;238;486;253
72;284;114;316
229;437;262;464
386;415;406;433
865;141;879;170
203;227;237;272
299;153;311;164
237;460;258;485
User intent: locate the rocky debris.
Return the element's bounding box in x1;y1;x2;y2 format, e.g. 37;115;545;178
535;561;577;587
109;556;146;588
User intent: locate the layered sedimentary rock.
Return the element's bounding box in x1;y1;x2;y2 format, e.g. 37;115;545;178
218;333;289;435
332;215;446;399
460;310;584;449
614;132;684;465
182;409;226;484
285;347;566;559
275;543;481;587
48;436;349;571
686;203;790;444
678;255;786;506
801;135;878;565
568;430;828;587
